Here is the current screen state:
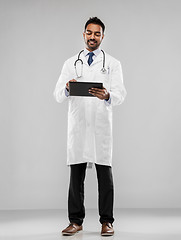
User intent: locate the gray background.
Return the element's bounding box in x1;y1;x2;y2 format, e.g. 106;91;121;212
0;0;181;210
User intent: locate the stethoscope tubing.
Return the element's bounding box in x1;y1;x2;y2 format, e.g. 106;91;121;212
74;50;84;67
74;49;106;78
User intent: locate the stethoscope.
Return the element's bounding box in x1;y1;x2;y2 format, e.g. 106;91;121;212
74;49;106;78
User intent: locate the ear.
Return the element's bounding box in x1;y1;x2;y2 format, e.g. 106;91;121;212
83;32;85;39
102;34;104;41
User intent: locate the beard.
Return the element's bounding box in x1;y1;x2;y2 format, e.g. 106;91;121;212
86;39;101;51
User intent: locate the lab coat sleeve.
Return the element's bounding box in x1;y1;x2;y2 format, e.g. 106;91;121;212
53;60;71;103
109;61;127;107
65;87;69;97
104;95;111;105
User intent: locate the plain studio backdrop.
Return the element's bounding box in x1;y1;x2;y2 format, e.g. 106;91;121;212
0;0;181;210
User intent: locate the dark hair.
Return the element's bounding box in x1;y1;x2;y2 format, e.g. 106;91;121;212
84;17;105;33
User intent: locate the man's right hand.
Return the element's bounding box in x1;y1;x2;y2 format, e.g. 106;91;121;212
66;79;77;91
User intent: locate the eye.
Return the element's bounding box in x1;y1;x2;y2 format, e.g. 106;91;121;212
86;31;92;35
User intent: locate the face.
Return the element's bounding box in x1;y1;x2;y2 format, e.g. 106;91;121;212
83;23;104;51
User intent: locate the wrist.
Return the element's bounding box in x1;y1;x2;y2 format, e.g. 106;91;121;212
105;92;110;100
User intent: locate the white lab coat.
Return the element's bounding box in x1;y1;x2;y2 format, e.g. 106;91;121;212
53;50;127;166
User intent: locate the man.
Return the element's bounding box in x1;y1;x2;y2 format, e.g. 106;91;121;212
53;17;127;236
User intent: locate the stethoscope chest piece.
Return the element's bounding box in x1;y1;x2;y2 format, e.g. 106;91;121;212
101;67;107;74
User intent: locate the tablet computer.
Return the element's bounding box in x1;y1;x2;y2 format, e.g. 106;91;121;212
69;82;103;97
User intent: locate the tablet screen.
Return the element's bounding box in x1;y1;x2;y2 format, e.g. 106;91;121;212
69;82;103;97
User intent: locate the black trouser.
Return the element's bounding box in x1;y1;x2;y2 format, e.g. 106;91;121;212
68;163;114;226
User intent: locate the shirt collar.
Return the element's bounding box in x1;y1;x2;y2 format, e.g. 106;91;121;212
84;48;101;57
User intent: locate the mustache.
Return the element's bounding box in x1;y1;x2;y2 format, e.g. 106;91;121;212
88;39;97;43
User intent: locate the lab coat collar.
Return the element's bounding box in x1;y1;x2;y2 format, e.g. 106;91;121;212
83;47;102;57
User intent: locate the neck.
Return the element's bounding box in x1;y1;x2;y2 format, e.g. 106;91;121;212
86;48;93;52
86;47;99;52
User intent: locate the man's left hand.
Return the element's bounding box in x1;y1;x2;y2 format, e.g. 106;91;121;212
88;87;110;100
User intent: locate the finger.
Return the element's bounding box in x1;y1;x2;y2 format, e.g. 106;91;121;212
95;87;106;91
89;88;106;94
91;92;105;99
89;91;107;98
91;87;105;91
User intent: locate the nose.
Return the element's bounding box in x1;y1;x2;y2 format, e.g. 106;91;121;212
90;33;95;39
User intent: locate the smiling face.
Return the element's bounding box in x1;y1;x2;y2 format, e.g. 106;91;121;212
83;23;104;51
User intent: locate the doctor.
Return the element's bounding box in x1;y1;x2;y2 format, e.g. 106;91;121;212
54;17;127;236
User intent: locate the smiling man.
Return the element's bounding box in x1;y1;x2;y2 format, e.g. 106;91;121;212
54;17;127;236
84;23;103;50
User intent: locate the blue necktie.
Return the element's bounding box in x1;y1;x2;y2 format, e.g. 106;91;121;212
87;52;94;65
